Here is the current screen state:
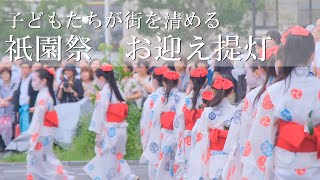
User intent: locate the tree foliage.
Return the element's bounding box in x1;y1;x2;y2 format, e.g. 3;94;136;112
131;0;264;42
0;0;87;54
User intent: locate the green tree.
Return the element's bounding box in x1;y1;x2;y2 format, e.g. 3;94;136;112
131;0;264;42
0;0;88;56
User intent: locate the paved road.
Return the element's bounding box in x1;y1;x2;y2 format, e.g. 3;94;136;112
0;161;148;180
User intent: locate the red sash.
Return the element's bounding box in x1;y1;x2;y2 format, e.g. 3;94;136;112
276;119;320;159
160;112;176;130
43;110;59;128
106;103;128;123
184;108;204;130
209;128;228;151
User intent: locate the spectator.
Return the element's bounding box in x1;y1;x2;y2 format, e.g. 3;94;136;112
28;62;42;116
207;43;218;74
31;62;42;72
213;49;234;79
42;63;49;69
90;59;101;74
174;56;190;93
213;49;236;102
163;61;175;71
195;61;213;87
67;58;81;79
56;59;68;85
134;59;153;108
1;56;21;89
265;29;281;48
255;38;263;57
80;67;96;98
79;59;89;70
56;64;84;103
0;68;16;148
13;61;33;133
121;61;142;105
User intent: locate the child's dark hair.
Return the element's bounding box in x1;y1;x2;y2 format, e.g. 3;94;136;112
96;68;125;102
36;68;56;105
274;33;315;84
163;77;179;104
209;75;234;107
253;54;277;104
202;99;210;107
152;73;164;87
191;76;207;109
247;58;259;72
266;29;281;45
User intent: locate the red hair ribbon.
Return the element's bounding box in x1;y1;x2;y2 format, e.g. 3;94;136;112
281;26;310;44
163;71;180;80
190;68;208;78
202;90;214;101
44;67;56;77
212;75;234;90
154;66;168;76
100;64;113;72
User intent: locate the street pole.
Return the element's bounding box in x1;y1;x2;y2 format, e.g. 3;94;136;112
251;0;257;54
251;0;257;38
104;0;111;45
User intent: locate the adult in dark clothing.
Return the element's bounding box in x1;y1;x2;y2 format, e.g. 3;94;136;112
12;61;37;133
56;64;84;103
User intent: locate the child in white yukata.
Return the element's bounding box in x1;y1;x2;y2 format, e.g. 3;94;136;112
174;68;208;179
83;65;138;180
27;68;74;180
140;66;168;179
222;47;280;180
142;71;185;180
189;75;241;180
242;26;320;180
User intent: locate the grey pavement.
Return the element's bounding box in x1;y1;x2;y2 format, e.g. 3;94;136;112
0;158;148;180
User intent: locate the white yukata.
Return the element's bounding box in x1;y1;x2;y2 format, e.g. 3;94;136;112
222;87;261;180
189;98;241;180
140;87;164;179
174;90;205;179
140;87;165;151
242;67;320;180
83;84;134;180
142;87;185;180
26;87;74;180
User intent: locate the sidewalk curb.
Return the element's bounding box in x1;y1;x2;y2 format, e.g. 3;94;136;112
0;160;146;167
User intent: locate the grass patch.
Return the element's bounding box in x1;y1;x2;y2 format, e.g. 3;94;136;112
2;104;142;162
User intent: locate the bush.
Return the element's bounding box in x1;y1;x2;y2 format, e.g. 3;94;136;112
125;103;142;160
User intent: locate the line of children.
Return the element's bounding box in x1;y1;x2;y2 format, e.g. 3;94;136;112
140;26;320;179
25;26;320;180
